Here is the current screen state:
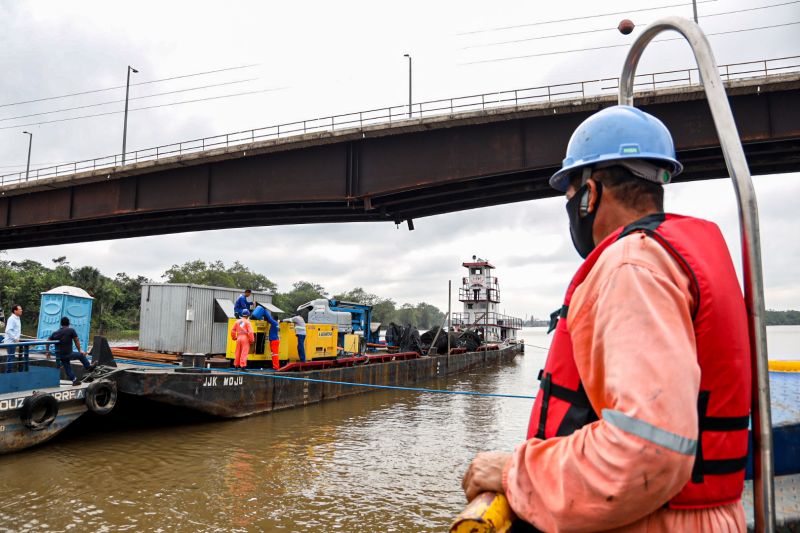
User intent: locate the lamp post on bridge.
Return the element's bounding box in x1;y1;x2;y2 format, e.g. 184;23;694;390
403;53;412;118
122;65;138;165
22;131;32;182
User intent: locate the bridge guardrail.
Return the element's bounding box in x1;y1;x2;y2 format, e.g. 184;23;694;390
1;55;798;188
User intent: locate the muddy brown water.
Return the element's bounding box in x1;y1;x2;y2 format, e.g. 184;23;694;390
0;330;549;532
2;326;797;532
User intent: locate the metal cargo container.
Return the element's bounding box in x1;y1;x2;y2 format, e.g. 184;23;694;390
138;283;282;354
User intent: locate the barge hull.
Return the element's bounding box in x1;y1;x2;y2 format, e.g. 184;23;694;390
116;346;520;418
0;389;88;454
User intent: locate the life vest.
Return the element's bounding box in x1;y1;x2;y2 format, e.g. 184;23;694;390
527;213;751;509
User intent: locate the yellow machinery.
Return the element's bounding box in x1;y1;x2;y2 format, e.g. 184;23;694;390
279;323;337;363
343;333;361;354
225;320;338;363
225;318;270;361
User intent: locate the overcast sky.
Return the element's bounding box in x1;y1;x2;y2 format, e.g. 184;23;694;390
1;0;798;319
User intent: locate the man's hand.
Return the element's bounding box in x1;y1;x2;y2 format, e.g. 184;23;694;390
462;451;512;502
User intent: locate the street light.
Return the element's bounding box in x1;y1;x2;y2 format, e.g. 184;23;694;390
22;131;32;182
403;53;412;118
122;65;138;165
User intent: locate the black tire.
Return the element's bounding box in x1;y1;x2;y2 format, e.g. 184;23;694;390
20;393;58;431
85;380;117;415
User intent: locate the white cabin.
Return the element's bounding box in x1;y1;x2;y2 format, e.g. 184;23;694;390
451;257;522;343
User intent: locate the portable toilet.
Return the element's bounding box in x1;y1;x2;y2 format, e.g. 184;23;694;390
37;286;94;352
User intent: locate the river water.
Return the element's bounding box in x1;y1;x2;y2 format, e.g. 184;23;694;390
0;326;797;532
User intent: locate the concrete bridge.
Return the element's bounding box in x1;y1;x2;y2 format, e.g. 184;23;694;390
1;70;799;249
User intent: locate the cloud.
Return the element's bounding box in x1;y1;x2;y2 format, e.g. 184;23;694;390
0;0;797;319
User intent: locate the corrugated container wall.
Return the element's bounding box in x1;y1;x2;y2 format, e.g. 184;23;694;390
138;284;277;354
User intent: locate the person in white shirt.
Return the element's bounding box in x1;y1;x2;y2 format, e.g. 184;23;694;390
3;305;22;373
282;315;307;362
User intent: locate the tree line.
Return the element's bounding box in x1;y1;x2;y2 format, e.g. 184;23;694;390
0;258;446;337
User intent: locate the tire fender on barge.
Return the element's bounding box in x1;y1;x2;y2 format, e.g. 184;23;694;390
20;392;58;431
85;380;117;415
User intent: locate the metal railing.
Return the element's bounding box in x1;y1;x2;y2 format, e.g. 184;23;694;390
0;340;56;373
1;55;797;188
451;312;523;330
459;287;501;303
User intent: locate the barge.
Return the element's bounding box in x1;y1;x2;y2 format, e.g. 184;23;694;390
115;344;521;418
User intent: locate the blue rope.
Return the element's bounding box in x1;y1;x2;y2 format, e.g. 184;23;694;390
116;358;536;400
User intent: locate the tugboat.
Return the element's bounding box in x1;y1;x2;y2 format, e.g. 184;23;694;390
0;340;117;454
451;256;523;344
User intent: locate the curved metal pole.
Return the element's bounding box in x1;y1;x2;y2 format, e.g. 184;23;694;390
618;16;774;532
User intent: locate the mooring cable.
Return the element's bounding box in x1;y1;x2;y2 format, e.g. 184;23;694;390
115;358;537;400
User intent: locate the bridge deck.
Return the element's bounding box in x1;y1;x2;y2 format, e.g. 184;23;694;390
0;74;798;249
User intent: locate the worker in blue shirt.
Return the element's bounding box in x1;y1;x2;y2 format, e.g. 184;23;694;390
234;289;252;318
251;305;282;370
264;310;281;370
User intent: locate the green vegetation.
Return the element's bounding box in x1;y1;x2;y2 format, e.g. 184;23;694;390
765;309;800;325
0;258;447;337
0;257;147;336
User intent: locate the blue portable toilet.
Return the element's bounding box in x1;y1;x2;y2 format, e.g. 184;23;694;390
37;286;94;352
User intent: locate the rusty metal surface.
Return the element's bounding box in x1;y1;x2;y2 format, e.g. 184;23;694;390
115;346;521;418
0;76;798;249
0;398;88;454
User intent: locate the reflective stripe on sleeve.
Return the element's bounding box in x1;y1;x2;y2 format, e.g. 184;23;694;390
602;408;697;456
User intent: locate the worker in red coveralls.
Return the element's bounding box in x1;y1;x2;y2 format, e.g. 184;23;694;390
461;106;751;531
231;309;255;370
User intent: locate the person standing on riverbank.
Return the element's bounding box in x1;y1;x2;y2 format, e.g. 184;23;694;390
3;305;22;373
462;106;751;531
231;310;255;369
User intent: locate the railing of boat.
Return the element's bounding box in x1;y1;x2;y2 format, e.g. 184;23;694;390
0;340;57;373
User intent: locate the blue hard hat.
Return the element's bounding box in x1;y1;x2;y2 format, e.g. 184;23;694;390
241;309;250;317
549;105;683;192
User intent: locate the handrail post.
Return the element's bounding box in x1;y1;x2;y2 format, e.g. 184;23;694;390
619;16;775;532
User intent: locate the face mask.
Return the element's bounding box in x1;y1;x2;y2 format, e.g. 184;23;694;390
566;182;603;259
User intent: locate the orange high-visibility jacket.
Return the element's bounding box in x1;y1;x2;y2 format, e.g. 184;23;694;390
505;214;750;532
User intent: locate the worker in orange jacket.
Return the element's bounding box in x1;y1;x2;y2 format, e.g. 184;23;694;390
231;309;255;370
461;106;750;532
